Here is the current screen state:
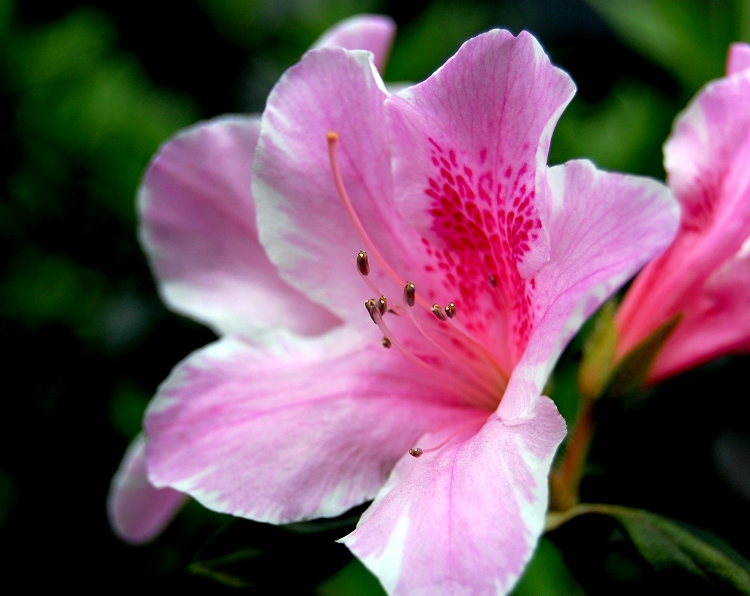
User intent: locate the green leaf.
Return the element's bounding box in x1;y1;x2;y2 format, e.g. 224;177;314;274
189;547;264;588
316;559;386;596
583;0;734;92
511;538;587;596
548;504;750;593
188;515;358;590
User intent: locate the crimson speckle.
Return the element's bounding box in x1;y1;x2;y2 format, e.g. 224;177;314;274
421;140;541;355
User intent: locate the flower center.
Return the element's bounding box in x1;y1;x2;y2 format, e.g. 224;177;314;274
326;131;508;440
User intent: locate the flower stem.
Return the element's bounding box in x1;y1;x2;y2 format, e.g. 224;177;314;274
550;399;595;512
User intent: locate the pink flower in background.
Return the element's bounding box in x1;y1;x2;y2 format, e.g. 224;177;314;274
615;43;750;383
110;15;678;594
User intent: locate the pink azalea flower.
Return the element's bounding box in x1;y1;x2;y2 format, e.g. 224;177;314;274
109;15;679;593
615;42;750;384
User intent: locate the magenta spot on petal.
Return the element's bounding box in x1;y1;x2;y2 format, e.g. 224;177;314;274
421;138;542;357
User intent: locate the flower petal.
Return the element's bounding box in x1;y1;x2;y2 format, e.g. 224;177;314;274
139;116;340;338
386;30;575;280
145;330;477;524
727;42;750;76
650;238;750;381
254;48;422;325
383;30;575;368
500;160;678;419
664;68;750;239
312;14;396;73
616;69;750;356
107;434;187;544
343;396;566;595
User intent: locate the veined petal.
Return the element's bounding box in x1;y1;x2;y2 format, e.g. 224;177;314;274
145;329;476;524
343;397;566;596
617;69;750;354
387;30;575;279
139;116;340;338
254;48;422;326
500;160;678;419
312;14;396;73
727;42;750;76
649;238;750;381
107;434;187;544
384;30;575;367
664;68;750;239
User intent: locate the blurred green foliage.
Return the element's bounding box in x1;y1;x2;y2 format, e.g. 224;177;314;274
3;0;750;593
584;0;750;94
6;8;197;223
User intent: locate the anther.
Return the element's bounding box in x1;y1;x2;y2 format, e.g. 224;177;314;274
378;295;388;316
408;417;488;459
365;299;379;324
431;303;448;321
445;302;457;319
404;282;416;307
326;131;339;142
489;274;498;288
382;337;392;349
357;251;370;276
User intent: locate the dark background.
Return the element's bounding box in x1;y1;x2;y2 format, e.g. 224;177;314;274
2;0;749;592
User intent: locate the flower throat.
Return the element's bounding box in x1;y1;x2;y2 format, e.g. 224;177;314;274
326;131;506;455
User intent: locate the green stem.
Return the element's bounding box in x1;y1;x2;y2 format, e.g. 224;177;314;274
550;399;595;512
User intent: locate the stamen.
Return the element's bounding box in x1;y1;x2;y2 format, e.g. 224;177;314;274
365;299;380;325
357;251;386;299
489;274;498;288
331;134;509;397
327;132;405;289
378;296;388;316
445;302;457;319
357;250;370;276
403;282;416;307
409;416;487;458
382;337;392;349
403;283;508;399
431;303;448;321
367;302;495;407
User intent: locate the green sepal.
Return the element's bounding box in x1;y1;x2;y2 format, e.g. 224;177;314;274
577;301;618;401
604;313;682;399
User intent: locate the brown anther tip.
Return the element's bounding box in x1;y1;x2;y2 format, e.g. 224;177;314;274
431;303;448;321
382;337;392;349
357;251;370;276
326;131;339;142
378;296;388;316
409;447;423;458
365;299;380;324
403;282;416;307
445;302;457;319
489;274;498;288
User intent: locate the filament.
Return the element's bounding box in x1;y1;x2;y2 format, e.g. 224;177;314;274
365;300;497;409
409;416;488;457
327;132;405;289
